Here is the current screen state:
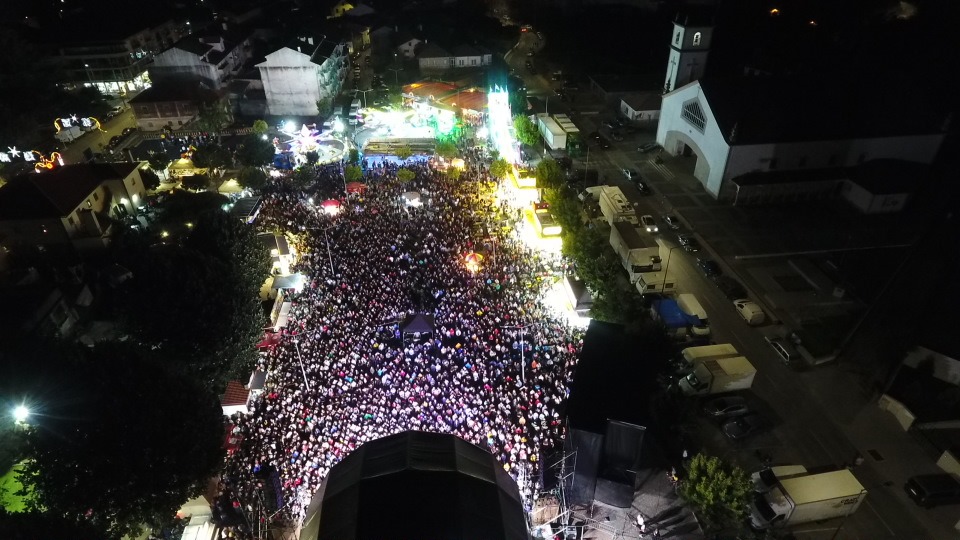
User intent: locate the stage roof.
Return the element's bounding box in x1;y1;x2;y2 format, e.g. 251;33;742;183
301;431;527;540
439;88;487;112
403;81;458;100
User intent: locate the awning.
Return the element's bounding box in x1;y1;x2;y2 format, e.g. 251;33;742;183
272;273;306;292
345;182;367;194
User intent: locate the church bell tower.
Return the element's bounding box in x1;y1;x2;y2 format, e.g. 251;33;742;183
664;15;713;93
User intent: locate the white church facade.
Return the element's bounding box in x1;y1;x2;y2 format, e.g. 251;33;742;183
654;17;946;201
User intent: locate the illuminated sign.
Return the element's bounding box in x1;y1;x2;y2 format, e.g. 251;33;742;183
0;147;65;172
54;114;103;133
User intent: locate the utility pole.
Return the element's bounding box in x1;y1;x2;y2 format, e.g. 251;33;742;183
292;339;312;391
356;87;374;108
502;323;535;384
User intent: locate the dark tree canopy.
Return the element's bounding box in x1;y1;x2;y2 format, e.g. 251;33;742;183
190;144;232;170
435;140;458;159
15;343;224;539
291;166;318;190
238;166;268;190
512;115;539;147
535;158;564;190
490;158;511;180
234;135;275;168
345;165;364;183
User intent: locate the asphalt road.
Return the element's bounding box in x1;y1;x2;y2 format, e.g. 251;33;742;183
59;109;137;164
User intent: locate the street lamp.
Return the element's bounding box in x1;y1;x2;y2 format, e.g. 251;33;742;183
387;67;403;88
356;88;374;109
502;323;537;384
292;340;312;391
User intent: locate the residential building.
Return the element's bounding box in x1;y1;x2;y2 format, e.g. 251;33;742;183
451;44;486;68
128;82;227;131
0;270;90;340
149;25;254;89
655;77;947;199
49;13;188;94
0;163;148;254
620;92;661;122
394;32;423;59
417;42;453;70
257;36;349;116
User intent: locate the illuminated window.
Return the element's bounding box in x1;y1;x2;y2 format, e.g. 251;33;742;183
681;99;707;133
693;32;702;46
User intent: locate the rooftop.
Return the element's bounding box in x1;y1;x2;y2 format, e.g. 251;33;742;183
698;76;947;145
417;42;452;59
0;163;140;220
403;81;458;100
129;82;220;104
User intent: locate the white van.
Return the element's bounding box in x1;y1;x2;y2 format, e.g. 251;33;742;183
734;299;765;325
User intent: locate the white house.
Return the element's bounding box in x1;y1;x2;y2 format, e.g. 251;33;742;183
257;36;348;116
395;33;423;59
149;26;252;89
451;44;483;68
417;42;453;70
655;78;947;199
620;92;661;122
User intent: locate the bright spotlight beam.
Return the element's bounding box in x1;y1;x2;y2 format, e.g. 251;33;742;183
13;405;29;423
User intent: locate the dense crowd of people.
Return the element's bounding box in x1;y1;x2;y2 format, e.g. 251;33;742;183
221;149;583;530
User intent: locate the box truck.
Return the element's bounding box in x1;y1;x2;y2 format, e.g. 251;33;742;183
675;343;739;373
751;465;809;493
749;469;866;529
679;356;756;396
677;293;710;337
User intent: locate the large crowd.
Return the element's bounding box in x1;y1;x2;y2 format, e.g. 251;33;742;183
220;149;583;530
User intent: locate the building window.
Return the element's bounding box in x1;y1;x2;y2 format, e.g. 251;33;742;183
693;32;702;46
68;216;75;226
680;99;707;133
675;31;681;45
93;192;99;201
178;120;183;125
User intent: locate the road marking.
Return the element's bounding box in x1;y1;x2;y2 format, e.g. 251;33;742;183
648;161;675;179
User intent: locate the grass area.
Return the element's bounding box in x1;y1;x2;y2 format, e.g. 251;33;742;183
0;462;32;512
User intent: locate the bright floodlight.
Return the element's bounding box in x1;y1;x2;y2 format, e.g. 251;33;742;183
283;121;297;134
13;405;29;423
333;117;345;133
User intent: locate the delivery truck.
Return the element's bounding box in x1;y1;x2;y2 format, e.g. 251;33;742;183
677;293;710;337
675;343;739;373
751;465;809;493
749;469;867;529
678;356;756;395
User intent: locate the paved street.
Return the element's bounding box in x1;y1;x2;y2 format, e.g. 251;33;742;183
59;108;137;164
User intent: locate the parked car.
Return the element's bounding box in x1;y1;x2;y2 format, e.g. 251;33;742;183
697;258;722;279
734;299;765;325
641;215;658;233
722;413;770;440
588;131;601;141
526;50;535;57
602;120;618;130
663;215;681;230
716;276;748;300
765;336;800;365
122;127;136;136
703;396;750;419
905;474;960;508
678;234;700;252
639;142;660;153
621;168;637;179
597;137;611;149
634;180;651;195
107;135;122;147
609;131;624;141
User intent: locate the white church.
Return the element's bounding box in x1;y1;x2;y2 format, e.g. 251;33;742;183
655;16;947;204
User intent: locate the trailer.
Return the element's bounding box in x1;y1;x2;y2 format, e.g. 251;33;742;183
677;293;710;337
750;470;866;529
598;186;637;225
537;114;567;151
609;221;661;280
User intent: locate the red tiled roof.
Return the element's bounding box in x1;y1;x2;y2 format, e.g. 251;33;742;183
221;380;250;406
439;88;487;112
403;82;458;100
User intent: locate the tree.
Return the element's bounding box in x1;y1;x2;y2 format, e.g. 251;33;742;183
147;152;171;180
238;166;268;190
140;167;161;191
679;454;752;533
512;114;539;147
0;508;108;540
536;158;564;190
445;167;462;181
251;119;269;135
394;144;413;161
490;157;512;179
15;343;224;539
195;102;231;137
345;164;364;183
305;150;319;165
316;96;333;116
348;148;361;165
397;168;416;183
181;174;211;192
388;91;404;109
234;135;275;169
291;166;317;190
435;140;458;160
190;143;232;173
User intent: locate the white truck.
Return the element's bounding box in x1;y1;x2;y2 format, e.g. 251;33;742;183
677;293;710;337
676;343;739;373
679;356;756;396
537;113;567;151
610;221;661;280
750;469;867;529
751;465;809;493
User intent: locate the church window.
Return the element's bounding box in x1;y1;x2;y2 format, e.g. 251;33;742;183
675;31;680;44
681;99;707;133
693;32;702;46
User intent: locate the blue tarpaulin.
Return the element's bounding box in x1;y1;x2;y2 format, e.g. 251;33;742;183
652;299;701;328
